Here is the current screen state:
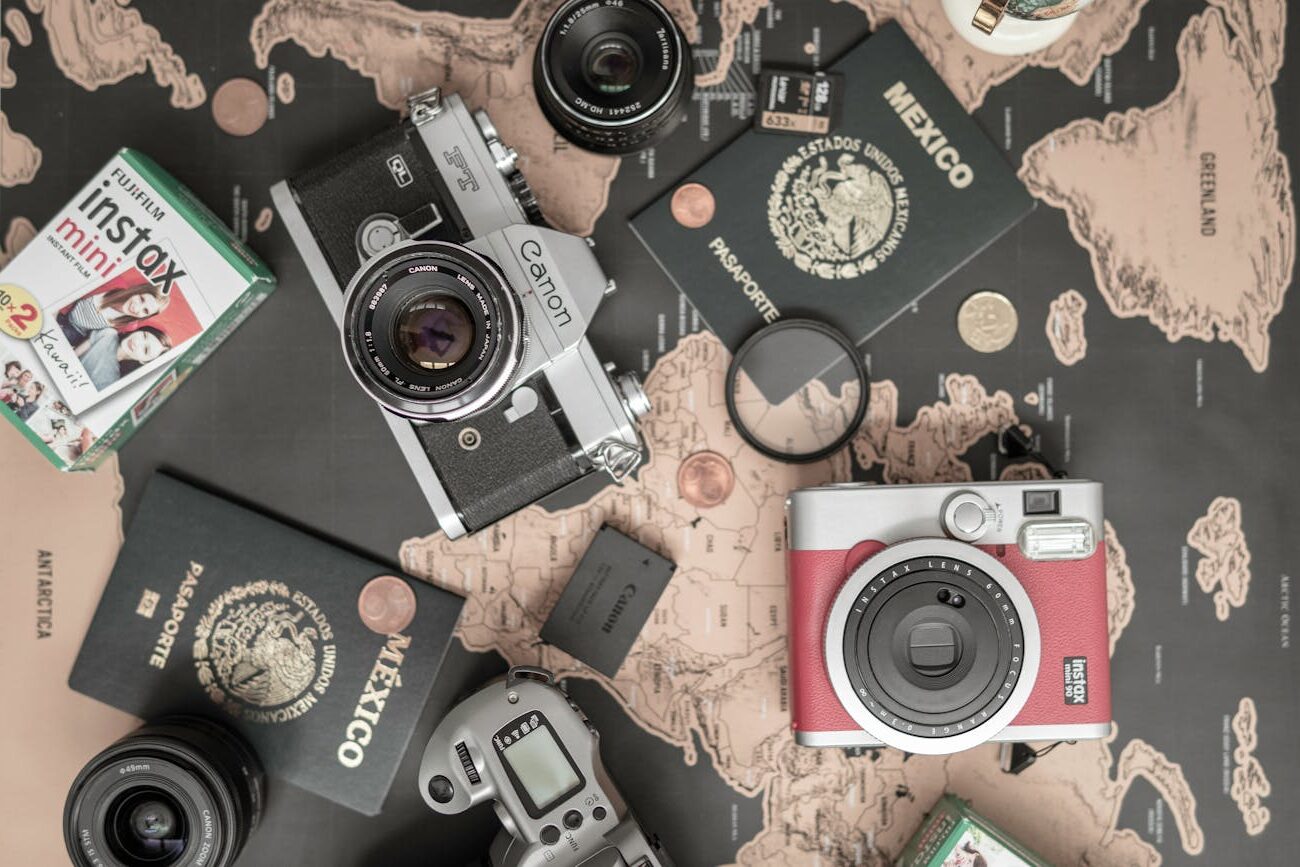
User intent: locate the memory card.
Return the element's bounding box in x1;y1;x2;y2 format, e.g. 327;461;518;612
755;68;843;136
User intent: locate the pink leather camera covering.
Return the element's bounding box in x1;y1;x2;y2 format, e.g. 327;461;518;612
787;540;1111;737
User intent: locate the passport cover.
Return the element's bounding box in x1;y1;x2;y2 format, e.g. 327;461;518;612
631;23;1033;400
69;473;464;815
539;525;676;677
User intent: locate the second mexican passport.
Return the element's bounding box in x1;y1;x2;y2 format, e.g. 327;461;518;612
69;473;464;815
631;23;1033;401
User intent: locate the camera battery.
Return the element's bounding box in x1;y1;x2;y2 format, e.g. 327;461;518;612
754;68;843;136
540;525;676;677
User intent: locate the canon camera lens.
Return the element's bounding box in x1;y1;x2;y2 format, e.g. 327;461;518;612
64;718;263;867
341;241;525;422
534;0;693;155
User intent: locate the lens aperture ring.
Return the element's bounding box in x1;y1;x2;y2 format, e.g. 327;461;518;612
64;719;263;867
342;241;525;422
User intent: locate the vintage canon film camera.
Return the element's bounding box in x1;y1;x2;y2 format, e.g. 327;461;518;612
419;666;673;867
786;480;1112;754
271;88;650;539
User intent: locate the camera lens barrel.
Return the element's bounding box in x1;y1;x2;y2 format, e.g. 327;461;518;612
823;538;1042;754
534;0;693;155
64;718;263;867
341;241;525;422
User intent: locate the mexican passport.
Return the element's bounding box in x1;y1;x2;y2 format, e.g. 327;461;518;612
69;473;464;815
631;22;1033;397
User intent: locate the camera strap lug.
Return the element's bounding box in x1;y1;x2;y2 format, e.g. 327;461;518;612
593;439;643;484
407;86;444;125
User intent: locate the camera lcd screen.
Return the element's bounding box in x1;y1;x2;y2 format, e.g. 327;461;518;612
500;726;581;812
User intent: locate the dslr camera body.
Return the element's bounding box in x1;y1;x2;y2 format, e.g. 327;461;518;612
419;666;672;867
272;88;649;539
786;479;1111;754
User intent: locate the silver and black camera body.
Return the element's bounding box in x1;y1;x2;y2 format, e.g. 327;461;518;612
419;666;673;867
272;88;650;539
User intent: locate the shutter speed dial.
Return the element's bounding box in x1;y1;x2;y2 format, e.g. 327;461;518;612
942;492;996;542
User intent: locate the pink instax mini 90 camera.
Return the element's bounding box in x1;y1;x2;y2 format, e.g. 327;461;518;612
785;480;1111;754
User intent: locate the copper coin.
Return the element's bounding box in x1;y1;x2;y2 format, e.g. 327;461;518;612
678;450;735;508
212;77;269;137
358;575;418;635
670;183;716;229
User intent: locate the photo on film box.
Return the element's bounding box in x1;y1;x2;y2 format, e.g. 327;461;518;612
0;148;275;470
896;794;1050;867
69;474;466;816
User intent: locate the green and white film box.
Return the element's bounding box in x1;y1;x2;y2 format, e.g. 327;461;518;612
0;148;275;470
896;794;1051;867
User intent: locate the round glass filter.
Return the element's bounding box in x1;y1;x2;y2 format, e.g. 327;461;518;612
725;319;869;463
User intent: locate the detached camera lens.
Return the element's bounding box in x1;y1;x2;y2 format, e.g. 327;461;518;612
395;293;476;371
535;0;693;155
65;718;263;867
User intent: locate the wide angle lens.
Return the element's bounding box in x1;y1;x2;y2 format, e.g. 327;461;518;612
65;717;263;867
534;0;692;155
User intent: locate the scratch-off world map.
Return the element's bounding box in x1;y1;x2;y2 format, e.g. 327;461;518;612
1;0;1294;864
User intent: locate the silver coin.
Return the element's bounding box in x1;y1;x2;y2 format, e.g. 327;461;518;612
957;291;1018;353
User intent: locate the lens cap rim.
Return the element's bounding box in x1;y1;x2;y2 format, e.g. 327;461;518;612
724;318;869;464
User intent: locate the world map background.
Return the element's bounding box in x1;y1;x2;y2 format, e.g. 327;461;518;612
0;0;1296;865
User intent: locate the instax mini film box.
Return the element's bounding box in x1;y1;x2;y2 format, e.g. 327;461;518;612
0;148;275;469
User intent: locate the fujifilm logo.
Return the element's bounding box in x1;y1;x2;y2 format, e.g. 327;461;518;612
602;585;637;634
519;239;572;328
387;155;413;188
1063;656;1089;705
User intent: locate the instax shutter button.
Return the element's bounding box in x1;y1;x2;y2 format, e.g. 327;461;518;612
943;492;994;541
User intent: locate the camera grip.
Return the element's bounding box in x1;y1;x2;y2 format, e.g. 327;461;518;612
1003;544;1112;727
414;386;582;534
